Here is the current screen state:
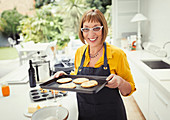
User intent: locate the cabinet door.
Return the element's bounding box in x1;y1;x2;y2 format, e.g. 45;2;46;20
149;83;170;120
112;0;139;42
128;60;149;119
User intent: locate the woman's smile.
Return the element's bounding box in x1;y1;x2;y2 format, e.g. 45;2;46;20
83;21;102;47
89;37;98;42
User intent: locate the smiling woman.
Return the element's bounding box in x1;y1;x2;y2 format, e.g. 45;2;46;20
54;9;136;120
0;47;18;60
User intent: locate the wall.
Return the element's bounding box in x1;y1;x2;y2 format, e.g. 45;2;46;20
112;0;170;56
141;0;170;46
0;0;35;16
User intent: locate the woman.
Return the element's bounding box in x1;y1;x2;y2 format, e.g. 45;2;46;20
54;9;136;120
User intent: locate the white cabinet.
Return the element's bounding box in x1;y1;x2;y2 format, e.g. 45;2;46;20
127;51;170;120
112;0;139;43
128;60;149;119
149;83;170;120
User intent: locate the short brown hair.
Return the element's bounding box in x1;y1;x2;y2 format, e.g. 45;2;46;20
78;9;108;44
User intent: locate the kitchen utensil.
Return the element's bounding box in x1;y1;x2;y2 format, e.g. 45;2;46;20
32;60;51;83
31;106;69;120
40;75;107;94
29;89;67;102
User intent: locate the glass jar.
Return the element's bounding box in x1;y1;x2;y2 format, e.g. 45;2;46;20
1;81;10;97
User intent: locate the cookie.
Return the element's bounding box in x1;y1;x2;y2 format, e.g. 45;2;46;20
59;83;76;89
73;78;89;84
57;78;72;83
81;80;98;88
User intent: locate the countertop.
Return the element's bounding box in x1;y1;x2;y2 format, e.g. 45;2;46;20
0;83;78;120
125;50;170;96
1;50;170;120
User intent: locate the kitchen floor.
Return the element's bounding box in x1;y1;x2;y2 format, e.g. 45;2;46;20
122;95;146;120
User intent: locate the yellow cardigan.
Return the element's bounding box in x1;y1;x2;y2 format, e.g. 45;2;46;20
70;42;136;96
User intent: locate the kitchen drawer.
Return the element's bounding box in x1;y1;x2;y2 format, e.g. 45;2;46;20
149;83;170;120
149;109;162;120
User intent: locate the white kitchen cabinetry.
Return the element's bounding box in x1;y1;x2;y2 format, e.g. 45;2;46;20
112;0;139;43
126;50;170;120
128;60;149;120
149;82;170;120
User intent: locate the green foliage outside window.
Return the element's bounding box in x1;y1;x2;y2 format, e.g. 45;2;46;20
55;0;88;36
0;8;25;40
35;0;54;8
0;0;112;49
86;0;111;14
17;4;70;49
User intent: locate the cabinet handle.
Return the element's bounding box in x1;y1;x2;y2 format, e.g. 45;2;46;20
155;91;168;107
154;110;160;120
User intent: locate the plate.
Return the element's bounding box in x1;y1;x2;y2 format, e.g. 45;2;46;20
24;103;47;118
24;110;32;118
31;106;69;120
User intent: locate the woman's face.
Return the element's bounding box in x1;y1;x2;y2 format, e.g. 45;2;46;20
82;21;103;47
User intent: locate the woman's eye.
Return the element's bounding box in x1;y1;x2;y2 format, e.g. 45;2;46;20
83;28;89;32
93;27;101;31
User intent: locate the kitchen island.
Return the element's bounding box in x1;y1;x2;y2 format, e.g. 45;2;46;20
0;82;78;120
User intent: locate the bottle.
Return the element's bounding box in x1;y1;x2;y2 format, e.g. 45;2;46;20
28;60;36;87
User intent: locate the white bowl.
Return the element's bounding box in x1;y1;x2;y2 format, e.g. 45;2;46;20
31;106;69;120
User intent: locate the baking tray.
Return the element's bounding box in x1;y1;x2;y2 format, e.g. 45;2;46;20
29;89;67;102
40;75;107;94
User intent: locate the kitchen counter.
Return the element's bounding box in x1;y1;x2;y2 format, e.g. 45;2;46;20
1;50;170;120
126;50;170;94
125;49;170;120
0;82;78;120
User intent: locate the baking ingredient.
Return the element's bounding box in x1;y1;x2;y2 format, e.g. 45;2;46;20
28;104;42;113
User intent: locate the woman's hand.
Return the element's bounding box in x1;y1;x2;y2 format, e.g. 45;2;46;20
53;71;67;78
106;74;132;96
105;74;123;88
